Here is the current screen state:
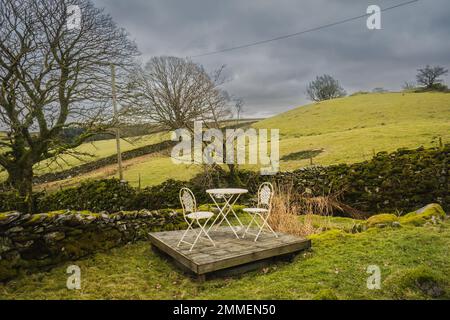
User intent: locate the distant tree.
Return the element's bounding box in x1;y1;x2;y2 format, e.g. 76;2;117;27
234;98;244;124
402;81;416;91
372;87;388;93
416;65;448;89
306;74;346;102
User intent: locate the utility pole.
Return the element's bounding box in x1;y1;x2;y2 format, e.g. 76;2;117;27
111;64;124;181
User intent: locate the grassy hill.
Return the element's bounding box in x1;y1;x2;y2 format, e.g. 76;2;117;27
253;92;450;170
3;91;447;190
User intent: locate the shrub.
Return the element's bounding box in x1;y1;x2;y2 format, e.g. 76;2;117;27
0;190;44;213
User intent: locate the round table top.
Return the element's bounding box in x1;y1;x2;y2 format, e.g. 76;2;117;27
206;188;248;195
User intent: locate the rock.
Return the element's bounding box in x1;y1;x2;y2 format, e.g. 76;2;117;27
15;240;34;249
3;250;20;261
399;203;446;226
415;203;439;214
0;237;13;253
33;227;44;233
0;211;21;226
7;226;24;233
18;214;31;222
44;231;65;243
85;215;96;222
26;214;46;225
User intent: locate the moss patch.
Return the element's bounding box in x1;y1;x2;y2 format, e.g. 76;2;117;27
366;213;399;228
383;265;449;299
400;203;447;226
312;289;339;300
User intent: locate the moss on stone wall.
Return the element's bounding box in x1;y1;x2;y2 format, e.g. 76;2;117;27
0;209;185;282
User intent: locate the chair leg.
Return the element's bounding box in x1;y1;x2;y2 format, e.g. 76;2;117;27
189;220;204;251
264;219;278;238
254;213;278;242
199;217;215;247
177;220;194;247
189;218;215;251
254;214;264;242
242;213;256;238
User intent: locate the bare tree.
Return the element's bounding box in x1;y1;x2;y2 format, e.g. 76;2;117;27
416;65;448;89
306;74;346;102
127;56;243;183
402;81;416;91
128;56;230;131
234;98;244;125
0;0;138;211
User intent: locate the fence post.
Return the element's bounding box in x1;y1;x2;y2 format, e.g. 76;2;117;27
138;173;141;190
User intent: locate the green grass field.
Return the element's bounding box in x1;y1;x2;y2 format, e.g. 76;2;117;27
1;215;448;300
0;132;170;183
34;132;170;174
3;91;447;190
253;92;450;169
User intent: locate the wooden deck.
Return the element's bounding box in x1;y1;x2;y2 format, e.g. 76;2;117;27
148;227;311;277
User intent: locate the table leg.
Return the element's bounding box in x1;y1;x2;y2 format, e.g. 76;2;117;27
215;194;244;229
216;194;244;230
207;194;242;238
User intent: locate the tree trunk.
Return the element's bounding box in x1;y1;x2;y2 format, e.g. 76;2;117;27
227;163;243;186
6;163;34;213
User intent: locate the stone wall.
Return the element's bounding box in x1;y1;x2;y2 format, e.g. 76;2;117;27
0;209;185;282
0;146;448;216
32;140;175;184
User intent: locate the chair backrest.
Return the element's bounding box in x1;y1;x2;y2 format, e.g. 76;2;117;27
258;182;274;209
179;188;197;217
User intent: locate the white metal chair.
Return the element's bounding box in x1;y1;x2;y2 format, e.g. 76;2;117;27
242;182;278;241
177;188;215;251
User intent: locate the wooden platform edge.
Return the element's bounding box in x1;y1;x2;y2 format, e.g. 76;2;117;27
148;232;311;275
148;233;200;273
197;239;311;274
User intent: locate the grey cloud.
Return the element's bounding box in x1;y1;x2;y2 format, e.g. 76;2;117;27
93;0;450;117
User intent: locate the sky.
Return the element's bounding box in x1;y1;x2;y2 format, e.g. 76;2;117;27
92;0;450;117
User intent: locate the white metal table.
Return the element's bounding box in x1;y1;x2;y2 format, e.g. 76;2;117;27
206;188;248;239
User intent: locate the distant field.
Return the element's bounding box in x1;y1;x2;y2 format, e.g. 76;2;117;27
35;154;199;191
34;131;170;174
0;132;169;181
2;92;448;191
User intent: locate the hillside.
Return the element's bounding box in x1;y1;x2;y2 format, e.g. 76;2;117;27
3;92;448;191
253;92;450;170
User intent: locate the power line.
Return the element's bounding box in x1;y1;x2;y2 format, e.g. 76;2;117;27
191;0;420;58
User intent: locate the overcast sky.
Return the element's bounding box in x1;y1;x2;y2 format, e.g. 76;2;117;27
92;0;450;117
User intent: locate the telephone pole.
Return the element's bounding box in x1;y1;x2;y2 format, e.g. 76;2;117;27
111;64;124;181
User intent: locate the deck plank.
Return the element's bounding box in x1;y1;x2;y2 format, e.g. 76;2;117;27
148;227;311;275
